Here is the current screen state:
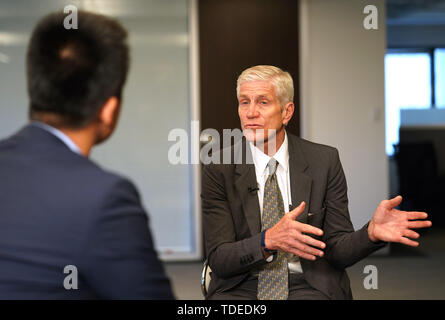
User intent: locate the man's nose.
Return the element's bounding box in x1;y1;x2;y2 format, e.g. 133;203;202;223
246;103;259;118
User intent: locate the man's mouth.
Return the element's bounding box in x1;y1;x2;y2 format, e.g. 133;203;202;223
244;124;263;129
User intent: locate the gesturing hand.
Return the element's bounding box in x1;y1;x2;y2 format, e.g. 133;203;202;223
368;195;432;247
264;201;326;261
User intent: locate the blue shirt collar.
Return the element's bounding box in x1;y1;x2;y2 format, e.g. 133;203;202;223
31;121;82;155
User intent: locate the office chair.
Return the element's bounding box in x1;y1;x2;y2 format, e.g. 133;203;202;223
200;259;212;297
394;141;445;226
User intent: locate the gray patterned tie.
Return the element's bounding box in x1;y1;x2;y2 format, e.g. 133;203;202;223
257;158;288;300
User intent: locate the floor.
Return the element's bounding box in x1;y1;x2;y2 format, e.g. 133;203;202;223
164;227;445;300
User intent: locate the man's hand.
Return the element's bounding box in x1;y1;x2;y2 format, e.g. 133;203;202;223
264;202;326;261
368;195;432;247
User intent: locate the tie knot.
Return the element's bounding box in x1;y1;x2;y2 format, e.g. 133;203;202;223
268;158;278;175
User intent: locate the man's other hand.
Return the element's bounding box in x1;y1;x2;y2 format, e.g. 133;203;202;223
368;195;432;247
264;202;326;261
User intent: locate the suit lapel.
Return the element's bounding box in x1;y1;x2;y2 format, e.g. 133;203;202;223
233;134;312;234
234;139;262;235
288;134;312;224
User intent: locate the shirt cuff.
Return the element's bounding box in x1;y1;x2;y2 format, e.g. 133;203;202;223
261;229;276;253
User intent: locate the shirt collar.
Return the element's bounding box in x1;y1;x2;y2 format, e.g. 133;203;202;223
249;131;289;176
31;121;82;155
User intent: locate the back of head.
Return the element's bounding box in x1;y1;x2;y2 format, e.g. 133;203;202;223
236;65;294;108
27;10;129;128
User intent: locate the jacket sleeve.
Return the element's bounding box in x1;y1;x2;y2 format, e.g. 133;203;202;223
80;178;175;299
202;164;266;279
323;148;386;270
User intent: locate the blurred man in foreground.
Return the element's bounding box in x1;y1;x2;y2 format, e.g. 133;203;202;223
0;10;173;299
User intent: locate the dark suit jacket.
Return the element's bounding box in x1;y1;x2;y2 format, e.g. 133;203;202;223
0;124;174;299
202;133;386;299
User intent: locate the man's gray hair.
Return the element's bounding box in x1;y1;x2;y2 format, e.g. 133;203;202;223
236;65;294;108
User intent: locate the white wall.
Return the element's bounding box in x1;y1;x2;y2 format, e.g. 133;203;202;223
299;0;388;229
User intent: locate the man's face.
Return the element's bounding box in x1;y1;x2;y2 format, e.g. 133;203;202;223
238;80;291;146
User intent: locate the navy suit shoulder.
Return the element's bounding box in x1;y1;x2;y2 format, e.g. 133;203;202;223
0;124;174;299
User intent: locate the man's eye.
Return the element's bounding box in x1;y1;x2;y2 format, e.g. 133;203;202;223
260;101;268;105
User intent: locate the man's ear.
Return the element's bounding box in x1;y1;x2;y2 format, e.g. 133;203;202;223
98;96;120;126
282;102;295;126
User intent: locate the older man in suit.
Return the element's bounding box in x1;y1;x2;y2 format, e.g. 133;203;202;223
0;10;173;299
201;65;432;300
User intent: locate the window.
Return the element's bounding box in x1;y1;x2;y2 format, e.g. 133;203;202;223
385;51;431;155
434;49;445;108
385;48;445;155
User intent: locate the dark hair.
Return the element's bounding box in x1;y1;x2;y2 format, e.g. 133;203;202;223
27;10;129;128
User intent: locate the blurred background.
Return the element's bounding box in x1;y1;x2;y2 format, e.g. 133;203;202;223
0;0;444;299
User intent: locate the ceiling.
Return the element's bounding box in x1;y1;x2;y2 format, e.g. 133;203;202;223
387;0;445;25
1;0;445;26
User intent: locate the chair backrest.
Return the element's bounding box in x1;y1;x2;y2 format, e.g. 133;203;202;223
394;141;438;197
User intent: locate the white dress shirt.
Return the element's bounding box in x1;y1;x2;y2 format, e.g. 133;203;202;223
249;131;303;273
